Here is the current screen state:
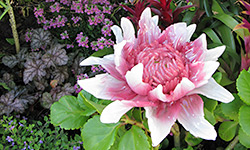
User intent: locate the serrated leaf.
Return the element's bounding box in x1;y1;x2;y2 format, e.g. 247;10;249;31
185;132;202;146
236;70;250;105
42;44;68;67
118;126;150;150
221;94;243;121
53;66;69;83
239;127;250;148
23;59;46;84
31;28;51;49
50;95;87;130
41;92;54;109
2;55;18;68
218;121;238;141
81;115;120;150
239;105;250;136
56;83;74;100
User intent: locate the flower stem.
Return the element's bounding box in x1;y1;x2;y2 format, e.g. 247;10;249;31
225;136;239;150
122;114;147;131
6;0;20;53
171;123;181;148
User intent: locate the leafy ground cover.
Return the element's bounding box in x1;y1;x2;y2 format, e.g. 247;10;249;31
1;0;250;150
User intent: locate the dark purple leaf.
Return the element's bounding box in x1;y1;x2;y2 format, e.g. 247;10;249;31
23;59;46;84
53;66;69;83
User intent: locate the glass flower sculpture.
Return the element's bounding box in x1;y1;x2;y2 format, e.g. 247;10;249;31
78;8;234;146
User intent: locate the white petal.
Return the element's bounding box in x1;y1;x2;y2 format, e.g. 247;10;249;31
196;34;207;49
188;78;234;103
149;78;195;102
152;15;159;26
178;95;217;140
78;73;136;100
125;63;151;95
145;104;179;147
186;24;196;42
100;101;133;123
80;54;114;66
205;46;226;61
111;25;123;43
114;40;129;75
121;17;135;41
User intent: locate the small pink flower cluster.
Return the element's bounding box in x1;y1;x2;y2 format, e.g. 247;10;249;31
91;65;106;72
50;2;61;13
71;16;81;24
71;1;85;13
76;32;89;48
25;29;32;42
74;73;89;93
90;38;114;51
60;0;70;6
60;30;69;39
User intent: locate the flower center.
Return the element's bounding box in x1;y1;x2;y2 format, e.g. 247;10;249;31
137;43;189;94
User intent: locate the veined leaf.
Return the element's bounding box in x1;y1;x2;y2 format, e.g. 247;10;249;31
218;121;238;141
236;69;250;105
239;105;250;136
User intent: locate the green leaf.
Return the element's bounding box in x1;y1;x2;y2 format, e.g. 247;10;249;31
203;28;222;44
239;127;250;148
118;126;150;150
5;38;15;45
91;47;114;57
50;95;88;130
204;108;216;125
81;115;120;150
221;94;244;121
214;14;244;39
217;25;236;52
239;105;250;136
78;90;105;113
218;121;238;141
212;0;224;14
185;132;203;146
203;96;218;112
237;70;250;105
234;143;248;150
0;82;10;91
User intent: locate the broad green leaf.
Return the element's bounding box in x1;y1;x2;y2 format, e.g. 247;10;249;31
239;127;250;148
221;94;244;121
234;143;248;150
219;72;235;86
50;95;88;130
237;70;250;105
118;126;150;150
217;25;236;52
214;14;244;39
212;0;224;14
81;115;120;150
203;96;218;112
239;105;250;136
203;28;222;44
185;132;203;146
5;38;15;45
91;47;114;57
213;72;222;83
218;121;238;141
78;90;105;113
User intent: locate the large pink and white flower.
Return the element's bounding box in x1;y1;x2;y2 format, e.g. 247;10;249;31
78;8;234;146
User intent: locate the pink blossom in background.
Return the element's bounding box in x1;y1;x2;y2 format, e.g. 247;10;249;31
78;8;234;146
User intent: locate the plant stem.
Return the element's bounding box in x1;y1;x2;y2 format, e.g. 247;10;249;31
171;123;181;148
225;136;239;150
6;0;20;53
122;114;147;131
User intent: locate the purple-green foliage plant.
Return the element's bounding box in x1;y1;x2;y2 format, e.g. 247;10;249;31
34;0;115;57
0;115;83;150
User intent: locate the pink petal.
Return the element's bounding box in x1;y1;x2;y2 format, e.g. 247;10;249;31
159;23;196;48
189;61;219;87
114;40;130;76
111;25;123;43
188;78;234;103
145;102;180;146
77;74;136;100
125;63;152;95
138;7;161;44
205;46;226;61
177;95;217;140
100;101;134;123
185;34;207;63
121;18;135;42
80;55;123;80
149;77;195;102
